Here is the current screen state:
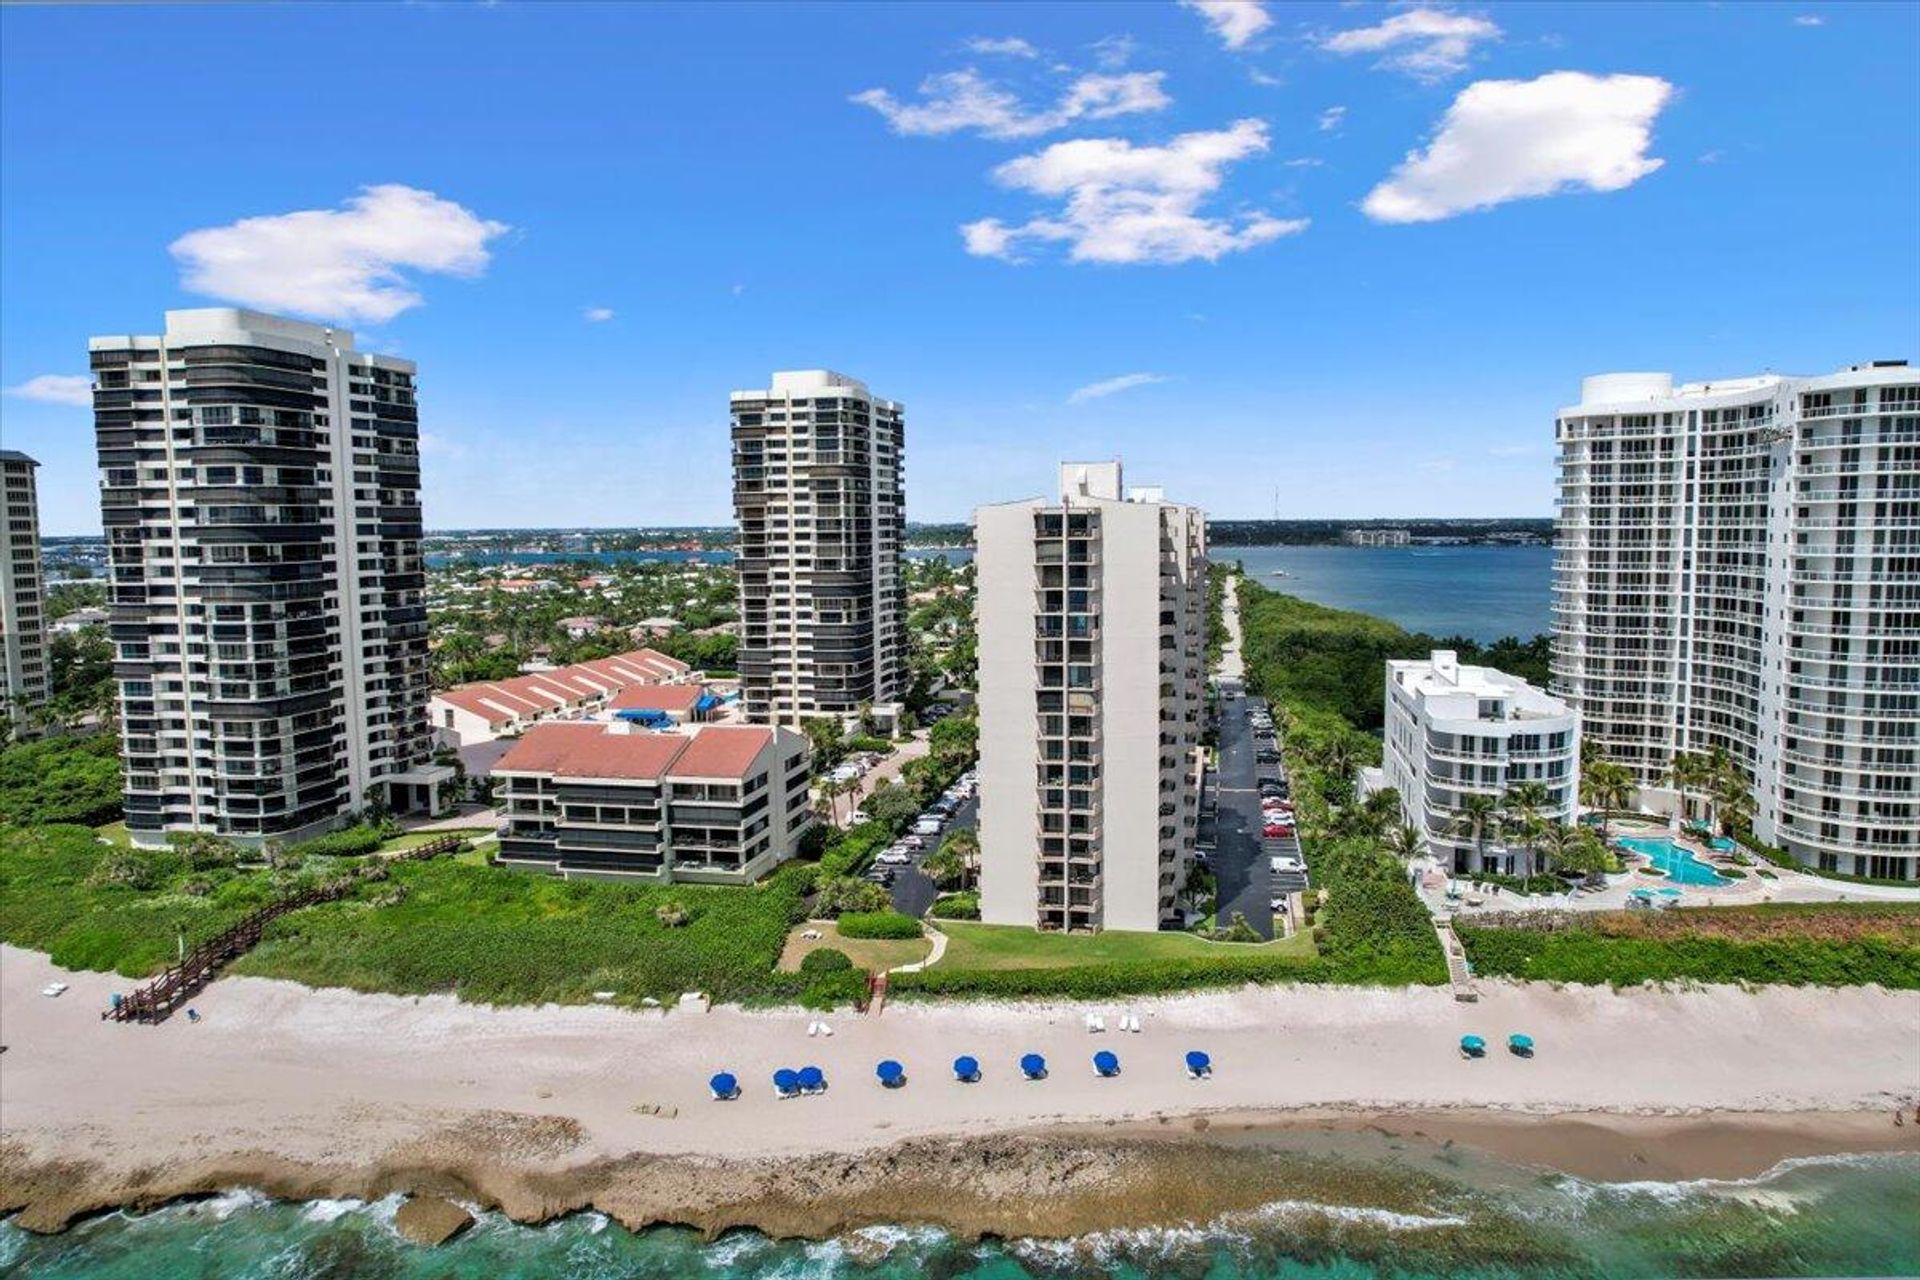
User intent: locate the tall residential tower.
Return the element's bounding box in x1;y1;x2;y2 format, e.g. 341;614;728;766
90;309;450;846
1552;362;1918;881
975;461;1208;932
1;451;49;724
729;370;906;728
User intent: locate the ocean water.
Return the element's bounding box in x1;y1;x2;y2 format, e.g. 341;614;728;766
1216;545;1554;643
5;1153;1916;1279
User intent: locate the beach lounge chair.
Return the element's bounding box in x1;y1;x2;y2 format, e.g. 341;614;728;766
953;1055;981;1083
1459;1034;1487;1059
710;1072;740;1101
1508;1033;1535;1058
875;1059;906;1088
1185;1050;1212;1079
1020;1052;1047;1081
798;1065;826;1094
1093;1049;1120;1077
773;1068;800;1099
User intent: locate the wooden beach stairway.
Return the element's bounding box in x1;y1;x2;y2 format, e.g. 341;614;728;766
102;834;465;1025
1434;917;1479;1002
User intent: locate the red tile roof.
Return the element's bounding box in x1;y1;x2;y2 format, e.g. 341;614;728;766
667;726;773;780
433;648;695;727
494;723;688;781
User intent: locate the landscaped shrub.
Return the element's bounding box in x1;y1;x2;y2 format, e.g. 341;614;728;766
836;910;922;940
929;891;980;920
0;734;123;826
815;875;891;917
846;735;893;755
801;966;869;1010
1311;837;1448;986
799;946;853;973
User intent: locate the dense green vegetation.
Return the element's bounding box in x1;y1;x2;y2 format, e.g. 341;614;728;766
0;734;124;826
931;919;1316;970
1237;582;1550;734
836;910;922;939
1310;836;1450;985
896;952;1330;999
1458;905;1920;989
238;859;816;1005
0;824;284;977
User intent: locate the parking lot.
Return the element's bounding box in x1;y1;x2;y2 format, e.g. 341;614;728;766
1208;680;1276;939
862;772;978;919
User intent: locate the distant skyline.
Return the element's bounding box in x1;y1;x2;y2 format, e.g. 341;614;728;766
3;2;1916;534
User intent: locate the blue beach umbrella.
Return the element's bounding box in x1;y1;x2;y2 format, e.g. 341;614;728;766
1508;1033;1535;1057
710;1072;738;1099
773;1068;800;1095
876;1059;906;1087
1185;1051;1211;1077
1460;1034;1487;1058
798;1065;826;1092
953;1055;980;1082
1020;1052;1047;1080
1093;1049;1120;1077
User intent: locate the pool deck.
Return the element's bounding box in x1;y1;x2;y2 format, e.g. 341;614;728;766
1417;817;1920;916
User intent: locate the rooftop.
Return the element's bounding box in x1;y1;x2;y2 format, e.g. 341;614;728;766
1388;650;1573;722
494;722;777;781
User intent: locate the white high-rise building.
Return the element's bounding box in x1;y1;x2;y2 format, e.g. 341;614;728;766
975;461;1208;932
728;370;906;729
1553;362;1919;881
1;450;50;724
89;309;451;847
1382;650;1580;875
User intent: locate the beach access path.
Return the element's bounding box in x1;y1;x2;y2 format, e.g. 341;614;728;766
5;943;1915;1182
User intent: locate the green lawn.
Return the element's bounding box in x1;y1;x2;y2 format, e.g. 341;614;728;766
932;920;1317;971
777;919;931;973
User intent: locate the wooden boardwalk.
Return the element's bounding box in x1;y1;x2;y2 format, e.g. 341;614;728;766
102;835;464;1025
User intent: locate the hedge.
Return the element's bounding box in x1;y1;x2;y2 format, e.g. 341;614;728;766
799;946;853;973
929;890;980;920
893;953;1333;1000
1458;924;1920;989
836;910;922;940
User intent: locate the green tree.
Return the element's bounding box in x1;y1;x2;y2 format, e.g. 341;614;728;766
1499;781;1553;876
1447;792;1502;871
1580;758;1635;838
1383;822;1426;863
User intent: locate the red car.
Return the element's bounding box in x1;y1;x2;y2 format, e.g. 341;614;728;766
1263;823;1294;839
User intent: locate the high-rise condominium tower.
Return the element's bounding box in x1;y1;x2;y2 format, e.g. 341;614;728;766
1;450;49;723
728;370;906;728
1553;362;1919;881
90;309;450;847
975;461;1209;932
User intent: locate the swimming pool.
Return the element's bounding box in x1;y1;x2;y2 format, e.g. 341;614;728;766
1616;836;1734;887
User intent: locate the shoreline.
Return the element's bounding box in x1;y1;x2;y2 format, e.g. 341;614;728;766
5;943;1917;1237
6;1109;1917;1242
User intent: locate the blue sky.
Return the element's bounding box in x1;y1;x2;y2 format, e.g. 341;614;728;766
2;1;1915;534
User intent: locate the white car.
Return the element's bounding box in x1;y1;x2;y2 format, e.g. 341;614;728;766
1270;856;1304;873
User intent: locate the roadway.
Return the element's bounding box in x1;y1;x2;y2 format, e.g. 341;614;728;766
886;790;977;919
1209;679;1275;939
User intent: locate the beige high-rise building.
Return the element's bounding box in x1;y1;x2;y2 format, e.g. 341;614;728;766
974;461;1208;932
728;370;906;729
1;450;50;725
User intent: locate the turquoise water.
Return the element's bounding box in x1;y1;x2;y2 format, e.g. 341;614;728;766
6;1154;1918;1279
1616;836;1734;887
1212;545;1554;643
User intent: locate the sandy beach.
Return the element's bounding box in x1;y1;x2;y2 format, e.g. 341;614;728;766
3;943;1917;1236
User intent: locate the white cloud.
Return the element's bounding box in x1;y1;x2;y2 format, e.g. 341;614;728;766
583;306;615;322
5;374;93;407
1697;148;1725;165
1181;0;1272;51
1068;372;1167;404
1362;72;1674;224
852;69;1169;140
1319;7;1501;81
1317;105;1347;132
962;119;1307;265
1284;157;1325;168
169;185;508;324
1090;34;1138;69
1248;67;1284;87
1793;14;1825;25
966;36;1038;58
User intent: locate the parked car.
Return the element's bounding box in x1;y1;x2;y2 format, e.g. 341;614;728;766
1270;855;1303;873
1255;750;1281;764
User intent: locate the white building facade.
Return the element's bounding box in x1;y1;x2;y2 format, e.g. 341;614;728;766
1553;362;1919;880
1;451;49;723
1382;650;1580;874
975;461;1208;933
89;309;449;847
729;370;906;728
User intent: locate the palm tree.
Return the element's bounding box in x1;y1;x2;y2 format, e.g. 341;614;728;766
1580;759;1634;839
1317;736;1359;786
1500;781;1553;877
1447;792;1502;873
1667;750;1712;829
1383;822;1426;863
1709;757;1755;838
